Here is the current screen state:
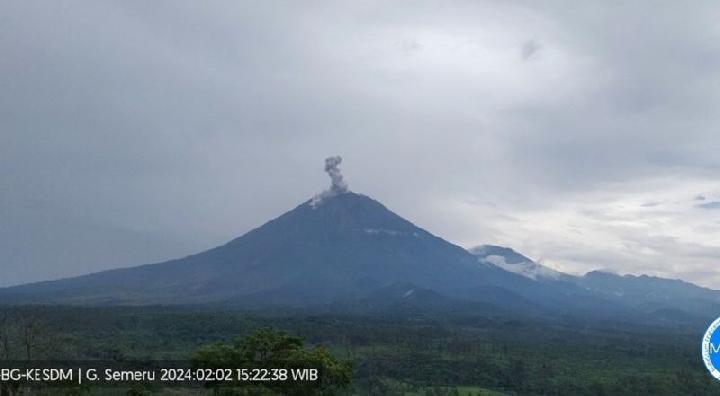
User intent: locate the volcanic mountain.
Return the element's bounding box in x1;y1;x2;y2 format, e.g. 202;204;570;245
3;166;719;323
0;192;538;306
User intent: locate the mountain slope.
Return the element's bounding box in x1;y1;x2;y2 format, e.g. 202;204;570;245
0;192;533;306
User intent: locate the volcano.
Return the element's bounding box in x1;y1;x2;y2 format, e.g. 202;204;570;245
3;152;718;320
0;192;536;306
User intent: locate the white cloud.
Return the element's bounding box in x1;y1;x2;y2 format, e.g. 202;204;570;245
445;175;720;288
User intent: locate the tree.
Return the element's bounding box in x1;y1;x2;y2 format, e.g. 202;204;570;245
21;311;43;360
0;309;13;396
0;309;10;361
192;327;352;395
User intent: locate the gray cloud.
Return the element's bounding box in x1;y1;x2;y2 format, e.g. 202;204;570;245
698;202;720;210
1;1;720;288
520;39;541;60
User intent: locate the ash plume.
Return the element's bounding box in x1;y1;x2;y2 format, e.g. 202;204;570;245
311;156;348;207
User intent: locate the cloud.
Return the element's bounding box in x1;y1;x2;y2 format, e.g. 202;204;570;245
641;201;662;208
396;38;423;54
698;202;720;210
520;39;541;60
1;1;719;288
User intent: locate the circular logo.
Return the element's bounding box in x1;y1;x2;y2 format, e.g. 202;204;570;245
702;317;720;380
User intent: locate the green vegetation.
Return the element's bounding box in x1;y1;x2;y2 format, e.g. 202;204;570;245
192;327;352;395
0;305;718;395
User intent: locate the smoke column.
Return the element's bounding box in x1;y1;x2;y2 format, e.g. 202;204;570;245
325;156;348;194
311;156;348;207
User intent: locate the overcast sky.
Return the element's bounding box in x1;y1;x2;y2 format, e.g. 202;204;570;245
2;0;720;288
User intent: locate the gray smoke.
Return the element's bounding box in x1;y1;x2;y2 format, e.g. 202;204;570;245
325;156;348;194
311;156;348;207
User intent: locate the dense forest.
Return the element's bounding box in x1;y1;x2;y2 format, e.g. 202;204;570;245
0;305;718;395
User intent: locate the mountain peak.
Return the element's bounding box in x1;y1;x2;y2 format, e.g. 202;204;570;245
310;155;349;207
468;245;530;264
469;244;567;281
275;191;427;236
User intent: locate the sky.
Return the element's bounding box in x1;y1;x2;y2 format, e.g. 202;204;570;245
2;0;720;288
